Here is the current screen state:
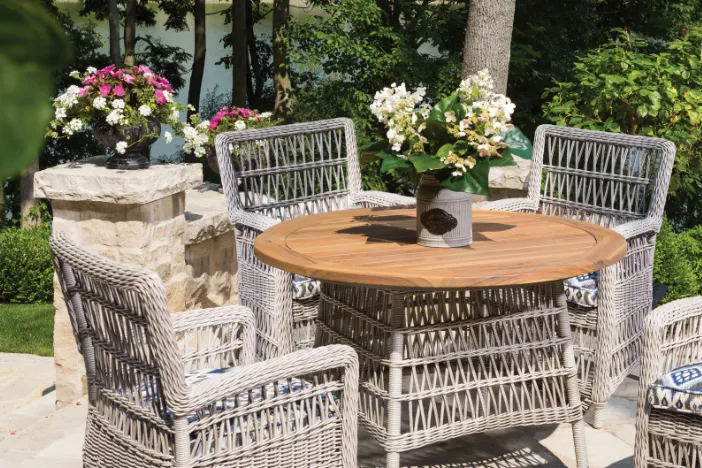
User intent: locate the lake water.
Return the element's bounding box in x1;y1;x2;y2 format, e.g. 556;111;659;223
58;2;321;159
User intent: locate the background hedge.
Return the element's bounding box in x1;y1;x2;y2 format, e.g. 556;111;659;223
0;226;53;303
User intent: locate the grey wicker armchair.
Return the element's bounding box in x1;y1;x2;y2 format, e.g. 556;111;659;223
215;118;415;359
50;233;359;468
483;124;676;428
635;296;702;468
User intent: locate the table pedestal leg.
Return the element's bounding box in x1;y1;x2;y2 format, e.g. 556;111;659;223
554;280;589;468
386;293;405;468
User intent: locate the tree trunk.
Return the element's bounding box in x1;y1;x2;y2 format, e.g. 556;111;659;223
123;0;137;66
188;0;207;115
462;0;516;95
272;0;292;121
107;0;122;66
246;0;263;108
19;160;40;228
231;0;248;107
0;179;5;229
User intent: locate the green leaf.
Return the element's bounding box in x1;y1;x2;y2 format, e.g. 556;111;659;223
376;151;412;173
408;153;445;172
0;1;72;179
502;126;533;160
429;91;460;121
436;143;453;158
435;157;491;195
489;148;517;167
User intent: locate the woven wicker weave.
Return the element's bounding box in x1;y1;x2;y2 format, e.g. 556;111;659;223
635;297;702;468
215;118;415;359
483;124;676;428
316;281;589;468
50;233;359;468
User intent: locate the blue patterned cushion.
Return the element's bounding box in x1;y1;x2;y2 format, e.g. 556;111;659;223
292;274;321;301
647;362;702;416
564;272;598;308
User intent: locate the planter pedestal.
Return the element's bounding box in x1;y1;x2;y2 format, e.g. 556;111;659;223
34;156;202;407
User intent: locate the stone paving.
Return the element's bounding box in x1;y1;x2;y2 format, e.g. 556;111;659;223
0;352;639;467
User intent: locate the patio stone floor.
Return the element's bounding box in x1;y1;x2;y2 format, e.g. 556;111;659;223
0;353;639;467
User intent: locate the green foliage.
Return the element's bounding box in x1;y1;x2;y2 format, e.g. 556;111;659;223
653;219;701;303
0;303;54;356
0;0;72;179
543;29;702;228
0;226;54;304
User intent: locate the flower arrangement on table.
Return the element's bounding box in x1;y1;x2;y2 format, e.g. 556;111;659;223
362;69;533;248
173;106;277;173
46;65;184;169
362;68;531;195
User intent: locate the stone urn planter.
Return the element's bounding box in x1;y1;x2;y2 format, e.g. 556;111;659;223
205;146;220;175
94;117;161;170
415;174;473;248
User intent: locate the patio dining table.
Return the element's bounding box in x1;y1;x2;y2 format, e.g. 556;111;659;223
254;207;626;468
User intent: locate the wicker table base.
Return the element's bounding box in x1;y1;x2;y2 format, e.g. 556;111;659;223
315;281;588;468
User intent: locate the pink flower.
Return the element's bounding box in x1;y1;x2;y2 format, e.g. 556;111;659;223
137;65;153;75
113;85;125;97
99;84;112;97
123;73;135;84
82;76;96;85
77;86;91;97
239;108;254;119
97;65;116;77
154;89;166;104
149;77;163;89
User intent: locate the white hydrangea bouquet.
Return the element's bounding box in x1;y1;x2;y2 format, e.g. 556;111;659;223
362;69;531;195
47;65;184;169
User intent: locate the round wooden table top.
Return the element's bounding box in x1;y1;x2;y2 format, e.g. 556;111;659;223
254;207;627;290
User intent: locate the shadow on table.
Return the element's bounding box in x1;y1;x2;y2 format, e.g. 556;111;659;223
340;214;516;246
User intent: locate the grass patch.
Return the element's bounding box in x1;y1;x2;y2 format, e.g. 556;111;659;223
0;303;54;356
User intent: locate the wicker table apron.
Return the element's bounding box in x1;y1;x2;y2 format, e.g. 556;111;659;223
255;208;626;468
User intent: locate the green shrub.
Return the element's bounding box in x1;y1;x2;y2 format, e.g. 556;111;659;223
653;219;700;303
0;226;53;304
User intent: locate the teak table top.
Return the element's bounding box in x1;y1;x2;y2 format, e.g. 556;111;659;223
254;207;627;290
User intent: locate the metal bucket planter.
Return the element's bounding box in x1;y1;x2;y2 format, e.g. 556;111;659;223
415;173;472;248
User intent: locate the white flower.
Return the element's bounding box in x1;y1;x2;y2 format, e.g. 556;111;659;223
68;118;83;132
164;131;173;143
259;112;272;119
115;141;128;154
55;107;67;120
92;96;107;110
171;108;180;121
55;86;81;108
138;105;152;116
86;67;97;74
143;72;153;78
112;99;125;110
162;90;173;102
234;121;246;130
106;109;123;126
187;104;196;111
196;120;210;130
445;111;456;123
69;70;80;78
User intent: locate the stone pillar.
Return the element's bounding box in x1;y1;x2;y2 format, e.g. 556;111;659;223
183;183;239;309
34;156;202;408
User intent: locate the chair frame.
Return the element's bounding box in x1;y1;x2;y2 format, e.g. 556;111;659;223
484;124;676;427
51;233;359;468
635;297;702;468
216;118;415;359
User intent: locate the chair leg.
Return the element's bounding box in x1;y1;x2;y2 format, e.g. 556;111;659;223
555;281;590;467
589;402;606;429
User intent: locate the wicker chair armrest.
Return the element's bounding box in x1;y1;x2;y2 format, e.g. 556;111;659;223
481;197;538;213
175;344;359;414
350;190;416;208
231;209;280;232
171;306;256;369
612;217;660;241
640;297;702;389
